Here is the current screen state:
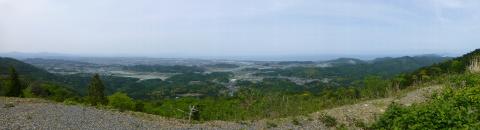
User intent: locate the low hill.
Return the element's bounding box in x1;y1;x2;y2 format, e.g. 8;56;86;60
0;57;56;81
255;55;451;87
398;49;480;88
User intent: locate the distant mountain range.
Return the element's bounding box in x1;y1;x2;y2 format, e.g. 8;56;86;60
0;52;458;61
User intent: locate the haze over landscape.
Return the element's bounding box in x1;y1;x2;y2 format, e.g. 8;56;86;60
1;0;480;59
3;0;480;130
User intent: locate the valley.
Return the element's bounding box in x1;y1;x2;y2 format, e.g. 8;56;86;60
2;50;480;129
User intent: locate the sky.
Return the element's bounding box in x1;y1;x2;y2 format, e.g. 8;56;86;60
1;0;480;58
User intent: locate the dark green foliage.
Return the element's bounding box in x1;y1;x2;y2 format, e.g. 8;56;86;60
371;74;480;129
108;92;135;111
134;101;145;112
87;74;107;106
17;81;77;102
6;67;24;97
29;82;49;97
0;57;56;81
34;83;76;102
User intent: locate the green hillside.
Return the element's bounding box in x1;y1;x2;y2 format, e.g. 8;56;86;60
370;49;480;129
397;49;480;88
0;57;56;81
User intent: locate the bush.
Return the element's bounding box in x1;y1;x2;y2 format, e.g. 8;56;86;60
43;84;75;102
108;92;135;111
22;83;76;102
22;86;35;98
134;101;145;112
30;83;49;97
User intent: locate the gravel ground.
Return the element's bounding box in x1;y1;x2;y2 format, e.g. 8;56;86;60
0;97;327;130
0;97;246;130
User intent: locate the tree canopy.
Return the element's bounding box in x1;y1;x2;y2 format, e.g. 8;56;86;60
6;67;23;97
87;74;107;106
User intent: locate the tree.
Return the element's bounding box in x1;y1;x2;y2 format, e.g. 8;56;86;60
6;67;23;97
107;92;135;111
87;74;107;106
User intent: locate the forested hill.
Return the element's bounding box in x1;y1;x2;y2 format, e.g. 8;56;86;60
397;49;480;87
0;57;141;97
0;57;56;81
255;55;451;87
367;55;451;75
367;49;480;129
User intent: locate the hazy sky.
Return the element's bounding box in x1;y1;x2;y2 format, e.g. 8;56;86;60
1;0;480;57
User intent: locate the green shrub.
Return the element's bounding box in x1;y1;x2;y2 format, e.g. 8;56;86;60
108;92;135;111
22;86;35;98
43;84;75;102
134;101;145;112
371;81;480;129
